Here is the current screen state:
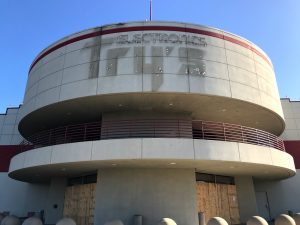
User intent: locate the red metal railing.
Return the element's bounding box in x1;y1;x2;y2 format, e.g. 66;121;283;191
20;119;285;151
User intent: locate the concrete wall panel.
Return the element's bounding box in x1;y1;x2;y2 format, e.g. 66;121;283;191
37;71;63;94
41;56;65;79
97;75;142;94
231;82;261;105
62;63;92;84
142;138;194;159
194;140;240;161
189;76;231;97
59;78;97;101
92;139;142;160
226;50;256;73
94;168;198;225
35;86;61;109
23;147;52;168
0;173;49;217
228;66;258;89
51;142;93;163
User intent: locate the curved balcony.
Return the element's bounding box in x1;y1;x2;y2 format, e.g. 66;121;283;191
20;119;285;151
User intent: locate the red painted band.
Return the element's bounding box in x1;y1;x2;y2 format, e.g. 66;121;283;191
0;145;21;172
284;140;300;169
29;25;271;73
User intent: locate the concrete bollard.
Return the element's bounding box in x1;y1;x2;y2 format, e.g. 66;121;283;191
198;212;205;225
133;215;142;225
275;214;295;225
247;216;268;225
1;216;21;225
293;213;300;225
0;214;5;224
56;218;76;225
22;217;43;225
207;217;228;225
158;218;177;225
104;220;124;225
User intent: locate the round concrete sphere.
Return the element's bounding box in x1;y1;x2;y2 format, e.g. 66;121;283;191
275;214;296;225
247;216;268;225
293;213;300;225
22;217;43;225
1;216;21;225
207;217;228;225
158;218;177;225
56;218;76;225
104;220;124;225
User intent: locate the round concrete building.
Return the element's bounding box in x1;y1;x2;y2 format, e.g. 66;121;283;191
8;21;295;225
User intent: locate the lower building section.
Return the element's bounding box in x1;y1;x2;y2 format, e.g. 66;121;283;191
2;168;300;225
0;172;48;216
254;170;300;221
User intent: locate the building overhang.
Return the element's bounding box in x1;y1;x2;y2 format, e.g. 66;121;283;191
8;138;295;183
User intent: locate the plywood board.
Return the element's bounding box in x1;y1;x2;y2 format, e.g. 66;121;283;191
63;183;96;225
196;182;240;225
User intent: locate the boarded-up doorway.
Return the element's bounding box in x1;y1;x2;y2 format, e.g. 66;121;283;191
63;183;96;225
196;173;240;224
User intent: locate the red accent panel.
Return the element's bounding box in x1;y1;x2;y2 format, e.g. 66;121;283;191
0;146;21;172
284;141;300;169
29;25;271;73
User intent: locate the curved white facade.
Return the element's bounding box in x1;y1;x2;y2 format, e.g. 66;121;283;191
19;21;284;136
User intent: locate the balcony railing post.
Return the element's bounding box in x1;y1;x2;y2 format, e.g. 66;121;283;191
49;130;52;146
202;121;204;139
84;124;87;141
241;125;244;142
178;120;180;138
223;124;226;141
64;127;68;144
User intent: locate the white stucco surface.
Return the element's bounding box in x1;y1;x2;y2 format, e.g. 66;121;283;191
9;138;295;181
19;21;283;132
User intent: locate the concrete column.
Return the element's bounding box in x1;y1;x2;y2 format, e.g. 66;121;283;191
45;177;67;224
94;168;198;225
235;176;258;223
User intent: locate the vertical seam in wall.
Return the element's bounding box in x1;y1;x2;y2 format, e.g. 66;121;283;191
141;27;144;93
223;31;232;98
237;143;241;161
10;110;19;144
141;138;143;159
269;147;274;166
252;46;262;105
90;141;94;160
96;28;102;95
291;106;300;139
141;58;144;92
185;25;191;93
192;138;196;160
50;146;53;164
0;115;5;143
58;46;67;100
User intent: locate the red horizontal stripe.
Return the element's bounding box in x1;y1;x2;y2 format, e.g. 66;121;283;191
29;25;271;73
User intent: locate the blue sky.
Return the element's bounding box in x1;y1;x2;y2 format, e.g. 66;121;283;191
1;0;300;112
